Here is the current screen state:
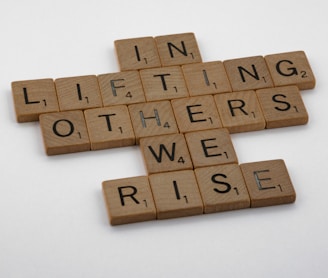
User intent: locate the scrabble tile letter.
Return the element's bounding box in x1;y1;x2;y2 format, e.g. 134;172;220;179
39;110;90;155
102;176;156;225
224;56;273;91
140;134;193;174
240;159;296;208
149;170;203;219
12;78;59;122
155;33;202;66
194;164;250;213
114;37;161;71
265;51;315;90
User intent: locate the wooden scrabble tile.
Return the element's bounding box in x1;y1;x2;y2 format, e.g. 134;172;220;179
171;95;222;133
102;176;157;225
184;128;238;168
149;170;204;219
84;106;135;150
224;56;273;91
11;78;59;122
128;100;178;143
39;110;90;155
140;134;193;174
139;66;189;102
194;164;250;213
97;71;146;106
240;159;296;208
182;61;232;96
256;86;308;128
214;90;266;133
114;36;161;71
55;75;102;111
264;51;316;90
155;33;202;66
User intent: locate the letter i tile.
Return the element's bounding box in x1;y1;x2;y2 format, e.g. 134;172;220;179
39;110;90;155
149;170;204;220
102;176;157;225
240;159;296;208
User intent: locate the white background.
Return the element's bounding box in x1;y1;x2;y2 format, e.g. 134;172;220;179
1;0;327;277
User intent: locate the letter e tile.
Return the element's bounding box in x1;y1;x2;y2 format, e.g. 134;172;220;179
240;159;296;208
194;164;250;213
102;176;156;225
149;170;204;220
39;110;90;155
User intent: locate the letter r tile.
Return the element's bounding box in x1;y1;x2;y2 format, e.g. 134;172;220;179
102;176;156;225
149;170;204;220
240;159;296;208
39;110;90;155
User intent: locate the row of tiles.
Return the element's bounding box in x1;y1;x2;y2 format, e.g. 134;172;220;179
38;88;308;155
102;160;296;225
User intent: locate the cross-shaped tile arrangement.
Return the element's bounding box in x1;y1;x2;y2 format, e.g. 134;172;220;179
12;33;316;225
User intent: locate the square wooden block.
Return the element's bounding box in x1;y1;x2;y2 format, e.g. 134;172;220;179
12;78;59;122
240;159;296;208
194;164;250;213
39;110;90;155
149;170;204;220
84;106;135;150
55;75;102;111
265;51;316;90
214;90;266;133
256;86;308;128
155;33;202;66
171;95;222;133
114;36;161;71
98;71;145;106
224;56;273;91
128;100;178;143
185;128;238;168
140;66;189;102
182;61;232;96
140;133;193;174
102;176;157;225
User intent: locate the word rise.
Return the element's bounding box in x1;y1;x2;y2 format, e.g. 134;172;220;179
12;33;315;225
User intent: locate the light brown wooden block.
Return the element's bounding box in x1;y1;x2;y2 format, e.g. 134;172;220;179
194;164;250;213
84;106;135;150
128;100;178;143
114;36;161;71
140;66;189;102
55;75;102;111
155;33;202;66
102;176;156;225
149;170;204;220
98;71;145;106
182;61;232;96
171;95;222;133
185;128;238;168
140;134;193;174
11;78;59;122
214;90;266;133
265;51;315;90
240;159;296;208
39;110;90;155
256;86;308;128
224;56;273;91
